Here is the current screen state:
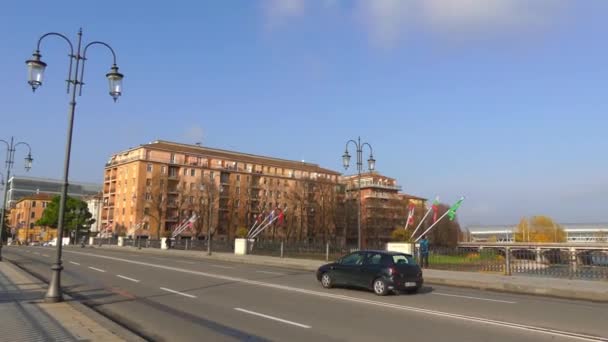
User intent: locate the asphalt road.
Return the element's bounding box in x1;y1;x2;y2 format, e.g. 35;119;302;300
4;245;607;342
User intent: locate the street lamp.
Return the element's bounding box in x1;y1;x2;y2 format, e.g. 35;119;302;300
342;137;374;251
0;137;33;261
27;29;123;303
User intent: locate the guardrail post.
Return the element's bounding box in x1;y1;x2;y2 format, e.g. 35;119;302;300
504;246;511;276
326;242;330;261
280;241;284;258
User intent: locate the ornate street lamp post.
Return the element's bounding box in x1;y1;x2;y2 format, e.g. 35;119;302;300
27;29;123;302
0;138;33;260
342;137;375;251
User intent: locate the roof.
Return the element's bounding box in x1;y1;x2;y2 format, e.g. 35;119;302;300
400;193;427;201
115;140;341;176
13;193;54;203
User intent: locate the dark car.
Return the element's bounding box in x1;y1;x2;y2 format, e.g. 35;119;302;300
316;250;423;296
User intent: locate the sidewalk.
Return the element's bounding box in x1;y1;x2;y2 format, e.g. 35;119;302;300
92;245;608;302
0;260;144;342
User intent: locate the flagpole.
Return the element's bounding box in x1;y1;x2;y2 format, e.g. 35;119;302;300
410;205;432;240
415;211;450;242
251;208;288;240
248;210;274;239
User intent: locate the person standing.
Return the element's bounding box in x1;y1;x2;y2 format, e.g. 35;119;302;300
420;235;430;268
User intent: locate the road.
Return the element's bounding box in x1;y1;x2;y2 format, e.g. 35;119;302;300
4;246;607;342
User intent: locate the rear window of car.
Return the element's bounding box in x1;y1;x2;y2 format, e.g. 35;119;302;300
392;254;415;265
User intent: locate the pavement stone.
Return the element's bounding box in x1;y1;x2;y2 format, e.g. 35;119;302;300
90;245;608;302
0;260;145;342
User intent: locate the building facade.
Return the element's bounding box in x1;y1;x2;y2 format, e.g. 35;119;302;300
8;194;57;244
84;193;103;234
341;172;427;247
103;140;342;242
5;176;101;207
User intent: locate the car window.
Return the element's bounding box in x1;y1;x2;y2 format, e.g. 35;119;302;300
365;253;383;265
392;254;415;265
340;252;365;266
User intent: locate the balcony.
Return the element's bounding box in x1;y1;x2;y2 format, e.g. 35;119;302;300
347;183;402;191
167;174;179;180
167;188;179;194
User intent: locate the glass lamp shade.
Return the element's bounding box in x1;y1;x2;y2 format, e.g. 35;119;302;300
26;52;47;92
106;65;124;102
24;153;33;171
342;151;351;169
368;155;376;171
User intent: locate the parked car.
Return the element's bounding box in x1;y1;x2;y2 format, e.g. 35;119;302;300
316;250;423;296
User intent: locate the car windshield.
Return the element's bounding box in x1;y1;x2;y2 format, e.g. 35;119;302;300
392;254;415;265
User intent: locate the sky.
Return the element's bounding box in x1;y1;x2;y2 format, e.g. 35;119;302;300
1;0;607;227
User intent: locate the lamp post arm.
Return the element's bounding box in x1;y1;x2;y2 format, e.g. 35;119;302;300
14;142;32;155
79;41;119;96
344;139;358;152
36;32;76;93
361;142;373;157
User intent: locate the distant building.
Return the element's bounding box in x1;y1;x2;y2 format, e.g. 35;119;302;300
468;223;608;243
83;193;103;234
7;194;58;243
341;172;427;247
5;176;102;207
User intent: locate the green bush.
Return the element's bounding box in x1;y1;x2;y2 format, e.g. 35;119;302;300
235;227;248;239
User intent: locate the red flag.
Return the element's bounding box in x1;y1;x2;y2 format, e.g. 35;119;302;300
407;203;415;225
432;203;439;223
278;210;284;225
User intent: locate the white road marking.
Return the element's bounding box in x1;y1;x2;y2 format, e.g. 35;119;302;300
235;308;311;329
256;270;285;276
117;275;140;283
69;261;80;265
160;287;196;298
210;264;233;269
433;292;516;304
63;250;607;342
88;267;106;273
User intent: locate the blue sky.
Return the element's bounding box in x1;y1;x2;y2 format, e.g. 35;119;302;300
1;0;607;226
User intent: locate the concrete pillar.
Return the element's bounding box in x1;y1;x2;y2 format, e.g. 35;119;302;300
118;236;124;247
535;248;542;263
88;237;94;245
234;238;247;255
161;237;168;250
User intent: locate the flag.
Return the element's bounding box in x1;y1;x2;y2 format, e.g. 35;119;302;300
268;210;275;222
256;213;263;224
447;197;464;221
432;198;439;223
407;203;415;225
278;209;284;225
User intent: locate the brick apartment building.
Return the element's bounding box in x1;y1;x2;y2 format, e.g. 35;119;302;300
8;193;57;244
102;140;342;242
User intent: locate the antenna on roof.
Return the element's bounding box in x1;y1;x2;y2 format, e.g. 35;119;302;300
195;142;202;147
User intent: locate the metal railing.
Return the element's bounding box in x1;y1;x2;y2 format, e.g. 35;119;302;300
415;247;608;281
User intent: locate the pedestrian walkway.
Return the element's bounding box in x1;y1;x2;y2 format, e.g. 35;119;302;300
0;260;136;342
93;245;608;302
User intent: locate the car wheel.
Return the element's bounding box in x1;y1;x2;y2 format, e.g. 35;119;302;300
373;278;388;296
321;272;333;289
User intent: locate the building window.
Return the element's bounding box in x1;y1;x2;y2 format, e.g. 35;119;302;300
32;201;36;208
145;193;152;201
161;166;167;174
236;199;240;208
190;169;195;177
263;178;267;185
42;202;47;208
190;183;195;190
122;208;125;215
170;153;176;164
189;196;194;204
274;168;277;174
236;174;240;181
183;168;188;176
147;163;153;172
30;212;35;218
210;171;215;179
146;179;152;186
236;187;240;195
30;223;34;229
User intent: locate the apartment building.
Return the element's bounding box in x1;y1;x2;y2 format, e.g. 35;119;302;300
8;193;57;243
342;172;427;247
103;140;342;241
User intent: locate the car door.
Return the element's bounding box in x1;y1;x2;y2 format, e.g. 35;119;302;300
332;252;366;286
357;252;383;288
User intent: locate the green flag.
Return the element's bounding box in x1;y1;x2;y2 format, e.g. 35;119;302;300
447;197;464;221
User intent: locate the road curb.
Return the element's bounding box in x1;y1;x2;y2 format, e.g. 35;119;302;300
88;245;608;302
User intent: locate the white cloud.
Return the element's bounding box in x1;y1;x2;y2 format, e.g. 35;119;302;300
262;0;306;29
183;125;204;144
355;0;412;48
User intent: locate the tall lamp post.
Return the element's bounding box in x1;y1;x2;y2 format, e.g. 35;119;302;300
342;137;375;251
26;29;124;303
0;137;33;261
